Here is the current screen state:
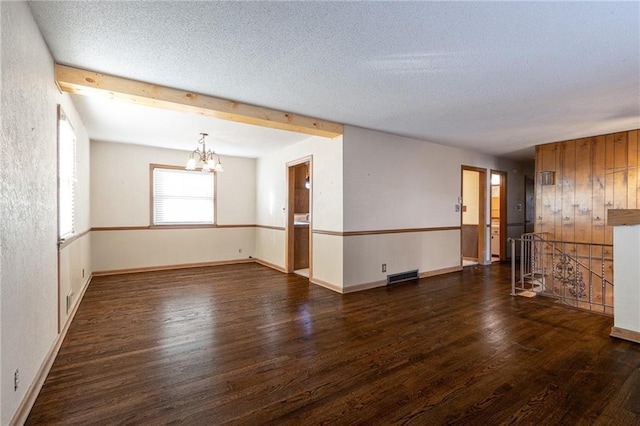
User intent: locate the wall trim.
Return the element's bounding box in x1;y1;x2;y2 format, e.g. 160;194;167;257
310;277;343;293
90;225;459;235
10;274;93;426
148;224;251;230
342;279;387;293
58;228;91;250
314;226;460;237
610;327;640;344
91;224;256;232
92;226;149;231
312;229;343;236
341;265;464;294
419;265;463;278
254;258;287;273
345;226;460;236
93;258;253;276
256;224;286;232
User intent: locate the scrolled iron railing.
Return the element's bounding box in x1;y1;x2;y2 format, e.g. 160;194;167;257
509;233;614;315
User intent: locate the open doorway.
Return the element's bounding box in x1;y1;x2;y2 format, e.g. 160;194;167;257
524;175;535;234
490;170;507;262
461;166;486;267
286;157;312;277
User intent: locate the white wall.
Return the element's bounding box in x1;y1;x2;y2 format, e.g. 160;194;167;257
58;234;92;323
342;125;527;289
90;141;256;271
0;2;90;423
58;86;92;332
255;135;344;288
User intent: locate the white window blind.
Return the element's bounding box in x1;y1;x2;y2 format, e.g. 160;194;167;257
58;110;76;239
153;167;214;225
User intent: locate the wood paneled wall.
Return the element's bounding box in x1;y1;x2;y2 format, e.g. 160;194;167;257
294;163;310;214
535;129;639;245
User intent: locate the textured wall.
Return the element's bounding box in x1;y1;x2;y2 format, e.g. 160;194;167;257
1;2;58;423
1;2;91;422
342;125;528;287
91;140;256;227
90;141;257;271
255;134;344;287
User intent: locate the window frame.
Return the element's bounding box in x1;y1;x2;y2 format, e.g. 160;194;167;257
58;106;76;240
149;163;217;227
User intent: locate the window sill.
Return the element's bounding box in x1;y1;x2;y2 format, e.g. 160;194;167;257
58;230;90;250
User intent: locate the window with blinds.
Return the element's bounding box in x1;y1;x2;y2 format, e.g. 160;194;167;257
152;166;215;225
58;108;76;239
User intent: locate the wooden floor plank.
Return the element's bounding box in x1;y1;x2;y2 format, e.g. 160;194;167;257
26;263;640;424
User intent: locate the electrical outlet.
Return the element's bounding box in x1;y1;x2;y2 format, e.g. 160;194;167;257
382;263;387;273
14;369;19;391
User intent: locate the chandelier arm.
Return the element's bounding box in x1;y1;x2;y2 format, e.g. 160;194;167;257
186;132;223;172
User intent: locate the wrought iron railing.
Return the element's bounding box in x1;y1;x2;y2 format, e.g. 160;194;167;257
509;233;614;315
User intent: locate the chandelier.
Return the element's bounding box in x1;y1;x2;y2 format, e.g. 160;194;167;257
186;132;223;173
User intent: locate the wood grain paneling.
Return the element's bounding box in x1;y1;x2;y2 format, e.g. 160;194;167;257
535;129;639;246
605;134;616;245
461;224;478;259
607;209;640;226
591;136;606;243
536;143;557;236
561;140;576;243
575;139;592;244
56;64;344;138
293;162;310;214
614;133;629;210
294;225;310;270
627;130;638;208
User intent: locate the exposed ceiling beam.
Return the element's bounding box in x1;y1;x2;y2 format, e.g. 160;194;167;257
55;64;343;139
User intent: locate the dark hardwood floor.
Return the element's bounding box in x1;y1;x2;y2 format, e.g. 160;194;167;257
27;263;640;425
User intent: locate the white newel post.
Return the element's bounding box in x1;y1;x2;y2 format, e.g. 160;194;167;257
609;209;640;344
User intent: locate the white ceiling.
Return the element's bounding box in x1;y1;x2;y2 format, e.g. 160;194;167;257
29;1;639;160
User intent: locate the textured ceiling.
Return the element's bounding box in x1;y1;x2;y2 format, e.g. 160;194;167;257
29;1;640;159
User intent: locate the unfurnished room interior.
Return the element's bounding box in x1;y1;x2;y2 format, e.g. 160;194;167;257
2;1;640;424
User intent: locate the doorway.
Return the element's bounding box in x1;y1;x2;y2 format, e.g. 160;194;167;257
524;175;535;234
286;157;312;277
461;166;486;266
490;170;507;262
